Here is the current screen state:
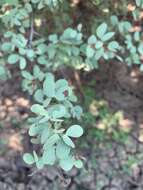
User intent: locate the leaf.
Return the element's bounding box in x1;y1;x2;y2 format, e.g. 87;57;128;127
96;23;107;39
42;146;56;165
55;79;69;100
29;125;39;136
43;134;60;149
1;42;12;52
62;135;75;148
6;0;18;5
41;127;51;144
31;104;47;116
59;156;75;171
23;153;35;165
21;71;34;80
86;46;94;58
34;89;44;103
48;104;66;119
140;64;143;71
37;55;48;65
19;57;27;69
8;54;19;64
26;49;35;59
88;35;97;45
108;41;119;52
66;125;83;138
56;140;71;159
49;34;58;43
95;41;103;49
138;43;143;55
74;159;83;169
110;15;118;26
33;151;44;169
102;32;115;41
43;73;55;97
136;0;141;6
0;66;6;76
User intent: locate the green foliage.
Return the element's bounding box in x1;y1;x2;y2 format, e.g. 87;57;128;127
23;73;83;171
1;0;143;172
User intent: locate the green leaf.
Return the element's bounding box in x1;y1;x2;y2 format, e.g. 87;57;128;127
31;104;48;116
29;125;39;136
8;54;19;64
56;140;71;159
48;105;66;119
44;134;60;149
43;73;55;97
26;49;35;59
37;55;48;65
23;153;35;165
49;34;58;43
34;89;44;103
19;57;27;69
140;64;143;71
33;151;44;169
42;146;56;165
108;41;119;52
62;135;75;148
74;159;83;169
6;0;18;5
41;127;51;144
66;125;83;138
88;35;97;45
21;71;34;80
96;23;107;39
0;66;6;76
1;42;12;52
59;156;74;171
95;41;103;49
102;32;115;41
86;46;94;58
136;0;141;6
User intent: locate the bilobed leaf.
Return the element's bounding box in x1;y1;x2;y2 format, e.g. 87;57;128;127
96;23;107;39
62;135;75;148
66;125;83;138
23;153;35;165
56;140;71;159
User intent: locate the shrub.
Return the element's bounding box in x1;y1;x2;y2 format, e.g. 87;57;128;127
0;0;143;171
